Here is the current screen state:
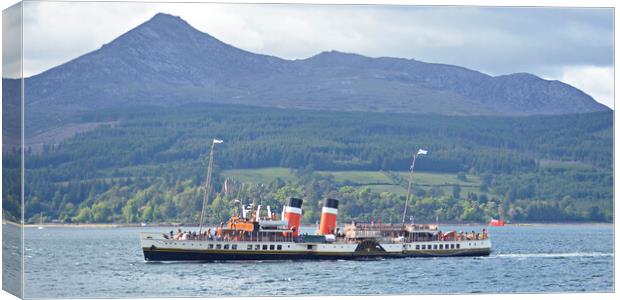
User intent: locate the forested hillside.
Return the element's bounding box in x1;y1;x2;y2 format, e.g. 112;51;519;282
2;104;612;224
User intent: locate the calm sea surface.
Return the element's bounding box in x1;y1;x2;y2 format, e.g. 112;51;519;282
16;224;614;298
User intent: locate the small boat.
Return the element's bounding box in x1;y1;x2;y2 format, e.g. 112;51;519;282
489;219;505;226
37;213;45;230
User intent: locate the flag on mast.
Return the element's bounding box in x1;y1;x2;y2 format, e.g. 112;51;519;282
417;149;428;155
213;139;224;144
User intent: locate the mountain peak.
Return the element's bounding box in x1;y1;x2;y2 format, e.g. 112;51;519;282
151;12;181;20
132;12;200;38
101;12;224;54
144;12;191;29
312;50;366;58
305;50;372;67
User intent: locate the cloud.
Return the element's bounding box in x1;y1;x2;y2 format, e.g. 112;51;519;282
2;2;22;78
557;66;614;109
17;2;614;108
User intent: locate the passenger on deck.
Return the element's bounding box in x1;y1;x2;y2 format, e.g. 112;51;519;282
482;228;488;239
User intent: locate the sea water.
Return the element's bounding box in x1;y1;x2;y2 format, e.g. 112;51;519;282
10;224;613;298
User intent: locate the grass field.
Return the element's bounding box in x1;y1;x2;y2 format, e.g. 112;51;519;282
394;171;481;186
221;168;297;184
316;171;393;184
358;184;407;194
221;168;490;198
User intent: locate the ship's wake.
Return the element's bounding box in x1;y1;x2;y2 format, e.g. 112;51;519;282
494;252;612;259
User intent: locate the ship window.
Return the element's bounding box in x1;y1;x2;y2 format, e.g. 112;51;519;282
456;244;460;249
421;245;425;250
433;245;438;250
269;245;275;250
445;244;449;249
232;244;237;250
277;245;282;250
439;244;443;249
262;245;268;250
255;245;260;250
224;244;230;250
216;244;222;249
416;245;420;250
208;244;214;249
247;244;252;250
451;244;455;249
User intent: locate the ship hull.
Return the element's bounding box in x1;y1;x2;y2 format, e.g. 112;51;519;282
140;232;491;262
142;247;491;262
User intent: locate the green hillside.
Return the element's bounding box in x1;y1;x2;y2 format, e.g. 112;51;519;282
2;103;612;224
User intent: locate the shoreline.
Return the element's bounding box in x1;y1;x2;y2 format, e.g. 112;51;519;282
3;221;614;229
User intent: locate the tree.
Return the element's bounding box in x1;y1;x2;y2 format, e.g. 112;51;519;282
451;185;461;199
457;172;467;182
122;199;139;223
74;207;92;223
141;206;154;222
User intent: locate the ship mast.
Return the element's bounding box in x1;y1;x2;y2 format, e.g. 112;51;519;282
198;138;223;234
401;148;428;227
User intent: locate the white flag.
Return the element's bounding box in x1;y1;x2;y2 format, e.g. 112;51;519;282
213;139;224;144
417;149;428;155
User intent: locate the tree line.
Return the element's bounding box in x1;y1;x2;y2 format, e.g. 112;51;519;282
2;103;612;223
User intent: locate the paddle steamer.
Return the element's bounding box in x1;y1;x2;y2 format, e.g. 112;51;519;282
140;140;491;261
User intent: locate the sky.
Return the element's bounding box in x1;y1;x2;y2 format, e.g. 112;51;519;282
6;1;615;108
